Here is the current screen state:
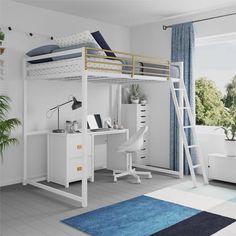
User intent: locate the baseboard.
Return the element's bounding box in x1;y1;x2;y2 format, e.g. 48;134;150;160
0;178;22;187
0;174;46;187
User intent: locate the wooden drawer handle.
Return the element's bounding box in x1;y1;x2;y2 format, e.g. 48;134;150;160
77;144;82;150
77;166;83;171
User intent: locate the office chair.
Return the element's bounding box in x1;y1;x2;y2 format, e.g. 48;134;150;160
113;126;152;183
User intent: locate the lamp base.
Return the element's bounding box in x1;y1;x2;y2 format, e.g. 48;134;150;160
52;129;65;133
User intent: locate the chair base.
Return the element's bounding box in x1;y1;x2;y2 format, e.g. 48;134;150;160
113;168;152;184
113;152;152;183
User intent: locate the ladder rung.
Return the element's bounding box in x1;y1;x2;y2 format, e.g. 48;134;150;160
188;145;198;148
193;164;201;169
184;126;193;129
174;88;184;91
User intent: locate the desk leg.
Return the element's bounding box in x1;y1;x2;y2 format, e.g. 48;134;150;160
47;134;50;182
107;132;129;171
90;135;95;182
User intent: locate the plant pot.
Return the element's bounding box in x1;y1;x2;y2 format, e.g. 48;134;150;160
131;99;139;104
140;99;147;105
224;140;236;157
0;47;5;55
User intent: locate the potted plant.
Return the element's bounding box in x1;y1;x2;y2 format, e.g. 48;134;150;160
130;84;140;104
0;95;21;159
220;106;236;157
0;31;5;55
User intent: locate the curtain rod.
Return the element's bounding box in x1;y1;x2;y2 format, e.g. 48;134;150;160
163;12;236;30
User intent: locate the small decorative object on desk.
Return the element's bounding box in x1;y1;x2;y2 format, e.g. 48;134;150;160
65;120;73;133
104;118;112;128
113;120;119;129
130;84;140;104
0;31;5;55
219;106;236;157
118;124;124;129
72;120;79;132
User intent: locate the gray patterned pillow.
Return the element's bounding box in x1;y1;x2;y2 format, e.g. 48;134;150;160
52;42;99;61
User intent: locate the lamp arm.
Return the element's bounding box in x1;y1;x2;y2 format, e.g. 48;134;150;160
49;99;73;111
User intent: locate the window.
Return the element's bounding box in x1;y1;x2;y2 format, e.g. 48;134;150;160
195;34;236;126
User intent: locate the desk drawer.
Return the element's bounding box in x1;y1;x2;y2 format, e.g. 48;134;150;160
68;157;92;182
67;135;92;158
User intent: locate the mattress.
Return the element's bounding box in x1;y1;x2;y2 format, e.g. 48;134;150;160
27;57;122;78
27;56;180;79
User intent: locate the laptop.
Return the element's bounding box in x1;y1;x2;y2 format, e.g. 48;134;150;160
87;114;111;132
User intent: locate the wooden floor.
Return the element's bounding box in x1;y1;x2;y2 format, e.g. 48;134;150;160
0;170;186;236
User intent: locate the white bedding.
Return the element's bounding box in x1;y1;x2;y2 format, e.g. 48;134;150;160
27;57;122;78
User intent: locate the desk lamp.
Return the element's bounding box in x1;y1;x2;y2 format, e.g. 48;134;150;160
49;96;82;133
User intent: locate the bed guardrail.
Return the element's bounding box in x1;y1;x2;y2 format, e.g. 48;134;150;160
84;47;170;79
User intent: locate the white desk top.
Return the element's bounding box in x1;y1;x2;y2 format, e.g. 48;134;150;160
88;129;128;136
27;129;128;136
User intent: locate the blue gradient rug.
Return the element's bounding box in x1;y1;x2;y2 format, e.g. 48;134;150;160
62;184;236;236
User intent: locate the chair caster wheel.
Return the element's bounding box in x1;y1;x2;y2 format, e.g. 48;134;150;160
137;179;141;184
148;174;152;179
114;178;117;182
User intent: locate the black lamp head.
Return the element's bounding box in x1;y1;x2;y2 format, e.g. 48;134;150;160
72;97;82;110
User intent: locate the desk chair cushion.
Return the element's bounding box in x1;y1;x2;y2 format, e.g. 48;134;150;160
117;126;148;153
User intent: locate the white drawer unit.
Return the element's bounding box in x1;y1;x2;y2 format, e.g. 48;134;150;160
121;104;149;165
48;133;92;188
208;153;236;184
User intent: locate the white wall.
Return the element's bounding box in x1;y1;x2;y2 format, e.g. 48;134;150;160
130;7;236;168
0;0;130;186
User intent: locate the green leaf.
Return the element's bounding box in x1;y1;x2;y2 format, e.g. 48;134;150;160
0;95;21;159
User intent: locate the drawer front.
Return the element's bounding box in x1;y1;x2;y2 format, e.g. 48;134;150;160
137;121;148;129
208;156;236;183
137;117;148;126
138;104;148;113
67;135;92;158
134;150;148;165
68;157;92;182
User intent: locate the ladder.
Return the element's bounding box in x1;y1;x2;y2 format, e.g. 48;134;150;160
170;77;209;187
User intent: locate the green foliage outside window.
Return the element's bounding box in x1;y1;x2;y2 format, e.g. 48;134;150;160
195;77;228;126
224;76;236;108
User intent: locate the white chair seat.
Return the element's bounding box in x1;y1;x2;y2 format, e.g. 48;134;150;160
114;126;152;183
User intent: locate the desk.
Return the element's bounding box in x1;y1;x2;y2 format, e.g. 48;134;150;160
48;129;128;187
89;129;129;182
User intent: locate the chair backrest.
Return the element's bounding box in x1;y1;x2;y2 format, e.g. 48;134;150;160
118;126;148;153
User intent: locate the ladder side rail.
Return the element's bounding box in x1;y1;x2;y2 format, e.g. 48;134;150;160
170;81;197;187
182;82;209;184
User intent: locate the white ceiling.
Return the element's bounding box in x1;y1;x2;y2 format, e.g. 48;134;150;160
13;0;236;26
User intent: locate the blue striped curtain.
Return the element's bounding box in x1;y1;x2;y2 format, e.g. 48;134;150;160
170;22;195;174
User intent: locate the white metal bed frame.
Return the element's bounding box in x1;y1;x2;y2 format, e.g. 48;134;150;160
23;47;184;207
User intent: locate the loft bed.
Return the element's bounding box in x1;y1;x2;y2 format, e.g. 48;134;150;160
23;32;184;208
25;47;180;83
